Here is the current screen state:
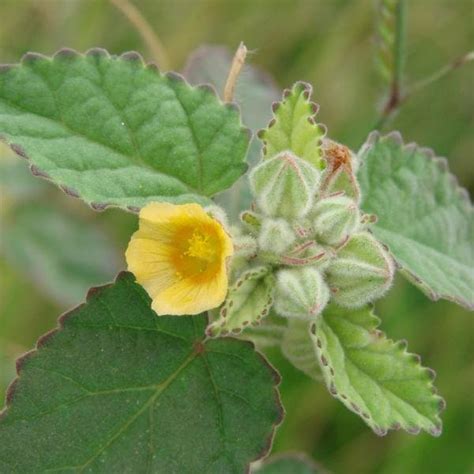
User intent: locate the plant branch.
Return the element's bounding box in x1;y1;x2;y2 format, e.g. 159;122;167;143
374;0;406;130
109;0;170;70
223;42;247;102
374;49;474;130
406;50;474;99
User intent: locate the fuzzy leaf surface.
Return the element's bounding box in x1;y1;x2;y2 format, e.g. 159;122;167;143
259;82;326;169
0;272;282;473
358;132;474;309
312;303;444;436
0;49;250;211
207;266;275;337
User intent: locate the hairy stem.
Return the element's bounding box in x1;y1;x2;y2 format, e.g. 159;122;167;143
374;0;406;130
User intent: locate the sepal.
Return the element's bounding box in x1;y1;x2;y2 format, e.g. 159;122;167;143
320;139;361;202
326;231;394;308
250;151;320;219
312;195;360;246
258;218;296;254
274;267;329;319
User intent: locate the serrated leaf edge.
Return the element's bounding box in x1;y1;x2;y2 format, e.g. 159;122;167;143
309;305;445;437
359;130;474;311
0;271;285;472
0;47;251;213
257;81;328;161
206;266;275;337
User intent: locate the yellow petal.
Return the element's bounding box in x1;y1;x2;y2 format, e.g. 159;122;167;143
152;265;228;315
126;202;233;316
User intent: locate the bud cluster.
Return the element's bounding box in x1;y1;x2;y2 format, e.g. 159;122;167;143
228;145;395;323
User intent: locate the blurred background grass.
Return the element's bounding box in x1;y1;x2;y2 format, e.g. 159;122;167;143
0;1;472;473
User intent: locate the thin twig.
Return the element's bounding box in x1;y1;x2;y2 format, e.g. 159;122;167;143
406;50;474;99
223;42;247;102
109;0;170;70
374;49;474;130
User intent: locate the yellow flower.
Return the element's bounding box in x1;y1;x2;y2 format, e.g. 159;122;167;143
126;202;233;315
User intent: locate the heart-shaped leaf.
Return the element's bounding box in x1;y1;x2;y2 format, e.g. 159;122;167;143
0;272;283;473
358;131;474;310
0;49;250;212
312;303;444;436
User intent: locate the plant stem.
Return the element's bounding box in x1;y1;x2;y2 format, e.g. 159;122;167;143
405;50;474;99
375;0;406;130
223;42;247;102
109;0;170;70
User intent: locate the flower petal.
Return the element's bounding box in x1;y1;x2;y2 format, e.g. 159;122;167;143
152;265;228;315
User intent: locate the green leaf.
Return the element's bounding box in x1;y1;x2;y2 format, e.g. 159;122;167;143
1;202;120;306
0;49;250;212
207;266;275;338
312;303;444;436
0;272;283;473
258;82;326;169
281;320;322;381
238;311;287;350
184;45;280;220
358;132;474;310
251;453;320;474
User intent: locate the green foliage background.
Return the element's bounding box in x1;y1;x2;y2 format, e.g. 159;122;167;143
0;1;472;473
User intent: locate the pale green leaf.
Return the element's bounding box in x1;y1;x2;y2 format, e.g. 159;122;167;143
207;266;275;337
258;82;326;169
358;131;474;310
312;303;444;436
281;319;322;382
0;49;250;211
0;272;283;473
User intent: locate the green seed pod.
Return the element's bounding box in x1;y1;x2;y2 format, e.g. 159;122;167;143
326;231;394;308
249;151;320;219
312;195;360;246
274;267;330;320
258;218;296;254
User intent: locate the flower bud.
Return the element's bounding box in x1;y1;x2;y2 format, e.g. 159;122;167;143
320;139;360;203
240;210;262;234
312;195;360;246
258;218;296;254
250;151;320;219
274;267;329;320
326;232;394;308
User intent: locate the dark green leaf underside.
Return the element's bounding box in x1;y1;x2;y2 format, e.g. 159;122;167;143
0;272;282;473
358;131;474;310
0;49;250;211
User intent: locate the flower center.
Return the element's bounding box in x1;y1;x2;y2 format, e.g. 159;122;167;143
185;231;216;262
